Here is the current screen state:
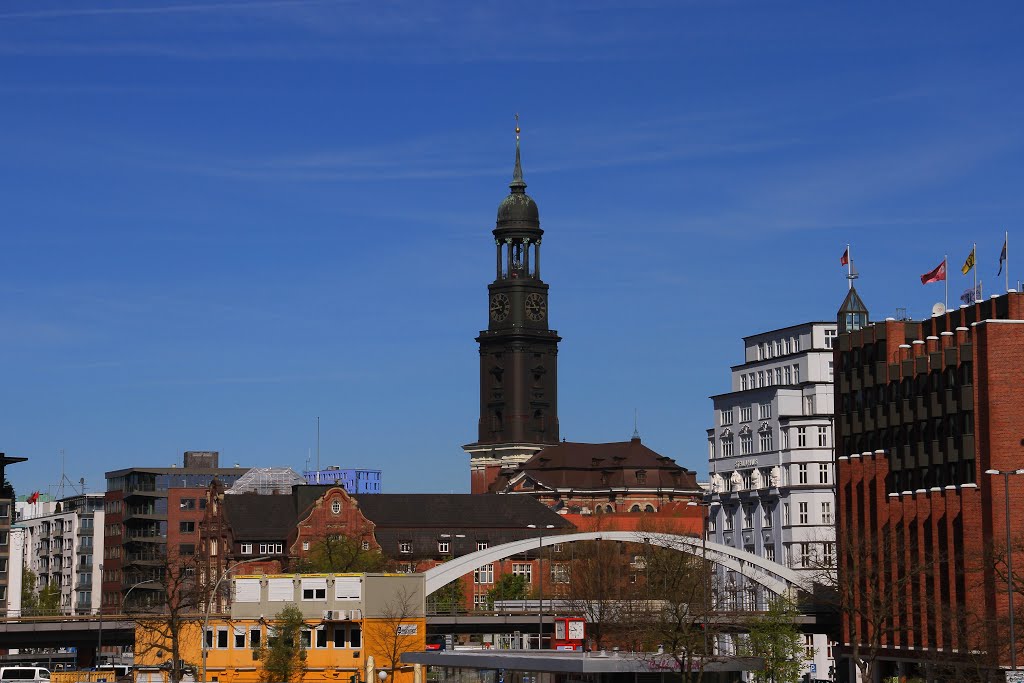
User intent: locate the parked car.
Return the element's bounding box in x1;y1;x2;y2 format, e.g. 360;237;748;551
0;667;52;682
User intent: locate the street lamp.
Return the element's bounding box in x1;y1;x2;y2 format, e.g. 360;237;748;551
97;562;104;668
527;524;555;649
121;577;157;612
986;468;1024;671
202;557;271;682
438;534;465;615
687;500;712;656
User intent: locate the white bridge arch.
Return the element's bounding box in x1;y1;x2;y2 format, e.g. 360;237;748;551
423;531;812;597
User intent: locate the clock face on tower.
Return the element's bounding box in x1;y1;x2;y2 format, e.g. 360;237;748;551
525;293;546;321
490;293;510;321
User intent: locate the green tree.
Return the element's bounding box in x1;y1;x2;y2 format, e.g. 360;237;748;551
256;605;307;683
38;582;61;614
296;533;391;573
486;573;529;608
21;568;62;615
427;579;465;614
21;568;39;615
743;596;806;683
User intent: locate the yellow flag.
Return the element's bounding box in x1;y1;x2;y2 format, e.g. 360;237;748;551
961;247;975;275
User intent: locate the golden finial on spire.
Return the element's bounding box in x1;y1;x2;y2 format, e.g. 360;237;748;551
515;113;520;140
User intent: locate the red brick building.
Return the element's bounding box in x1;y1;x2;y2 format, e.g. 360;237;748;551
835;287;1024;680
488;436;704;517
200;484;574;611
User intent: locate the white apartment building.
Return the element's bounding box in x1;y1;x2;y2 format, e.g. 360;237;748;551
706;322;837;680
16;493;105;615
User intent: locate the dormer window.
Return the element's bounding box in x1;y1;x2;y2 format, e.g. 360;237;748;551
636;470;647;485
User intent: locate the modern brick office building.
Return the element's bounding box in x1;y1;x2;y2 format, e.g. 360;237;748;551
101;451;248;612
835;287;1024;680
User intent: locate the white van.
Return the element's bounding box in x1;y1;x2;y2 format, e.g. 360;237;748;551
0;667;51;682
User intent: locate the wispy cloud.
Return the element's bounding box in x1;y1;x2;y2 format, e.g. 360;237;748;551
0;0;673;63
131;371;356;387
0;0;334;21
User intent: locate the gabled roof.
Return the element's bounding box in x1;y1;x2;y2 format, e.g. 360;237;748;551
222;494;299;541
839;286;869;314
491;438;700;493
351;494;572;530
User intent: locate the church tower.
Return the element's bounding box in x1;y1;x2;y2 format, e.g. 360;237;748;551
464;123;561;493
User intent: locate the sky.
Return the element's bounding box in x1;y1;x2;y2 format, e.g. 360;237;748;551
2;1;1023;497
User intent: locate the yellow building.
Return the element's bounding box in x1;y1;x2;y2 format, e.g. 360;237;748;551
135;573;426;683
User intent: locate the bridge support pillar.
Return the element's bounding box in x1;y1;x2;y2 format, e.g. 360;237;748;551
76;646;97;670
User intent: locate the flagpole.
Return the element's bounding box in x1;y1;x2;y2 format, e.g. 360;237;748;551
944;255;948;311
973;242;978;301
847;243;852;290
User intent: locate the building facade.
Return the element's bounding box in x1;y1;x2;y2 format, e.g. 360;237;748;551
463;131;561;494
0;454;26;614
489;436;704;516
17;493;105;615
135;573;426;683
200;484;575;612
303;467;383;493
707;321;837;677
102;451;248;612
835;287;1024;680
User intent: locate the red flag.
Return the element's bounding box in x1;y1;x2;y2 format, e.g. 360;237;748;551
921;260;946;285
840;248;849;266
27;491;39;504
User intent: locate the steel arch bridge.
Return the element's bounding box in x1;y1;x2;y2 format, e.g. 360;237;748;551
423;531;812;597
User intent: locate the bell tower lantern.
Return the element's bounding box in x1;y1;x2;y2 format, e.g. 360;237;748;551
463;121;561;494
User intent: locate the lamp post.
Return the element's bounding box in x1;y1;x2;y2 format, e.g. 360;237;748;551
202;557;271;682
439;533;466;615
120;578;154;612
687;500;712;656
986;468;1024;671
527;524;555;649
97;563;104;668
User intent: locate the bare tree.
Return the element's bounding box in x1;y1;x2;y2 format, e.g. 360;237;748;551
365;586;424;675
131;549;207;683
828;522;935;683
632;535;721;683
553;538;643;650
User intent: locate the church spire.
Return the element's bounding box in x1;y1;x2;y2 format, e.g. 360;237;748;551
510;113;526;193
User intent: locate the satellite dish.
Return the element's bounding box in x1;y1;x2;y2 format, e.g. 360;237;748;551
932;302;946;317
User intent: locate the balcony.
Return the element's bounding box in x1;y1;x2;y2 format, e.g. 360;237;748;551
124;509;167;523
960;386;974;410
962;434;976;460
125;551;166;566
124;532;166;544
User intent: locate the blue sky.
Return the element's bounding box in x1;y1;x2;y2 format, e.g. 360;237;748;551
2;1;1023;496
